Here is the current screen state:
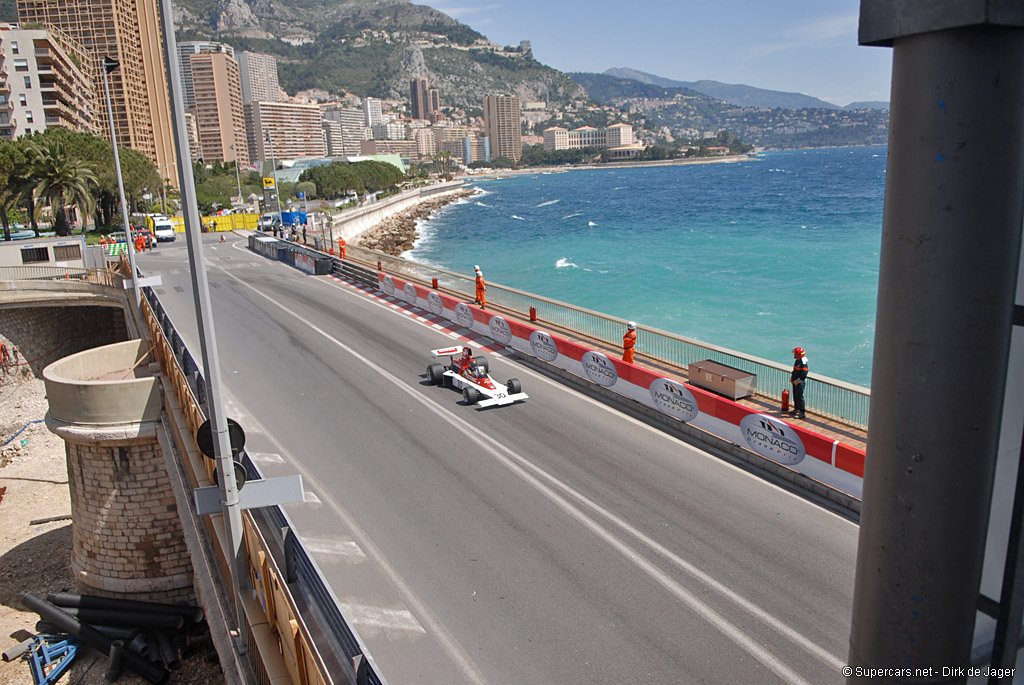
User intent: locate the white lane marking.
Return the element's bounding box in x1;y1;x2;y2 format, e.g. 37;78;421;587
303;490;322;505
314;269;858;527
342;604;426;635
249;452;285;464
303;537;367;561
213;253;489;684
223;269;839;684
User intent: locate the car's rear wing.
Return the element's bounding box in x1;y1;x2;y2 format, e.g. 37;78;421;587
431;346;466;359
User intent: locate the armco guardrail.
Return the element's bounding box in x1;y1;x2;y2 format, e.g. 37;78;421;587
139;282;385;685
344;244;871;429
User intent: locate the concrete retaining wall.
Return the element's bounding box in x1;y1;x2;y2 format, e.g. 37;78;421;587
329;181;467;242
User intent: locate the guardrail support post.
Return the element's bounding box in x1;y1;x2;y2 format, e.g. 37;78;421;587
850;3;1024;677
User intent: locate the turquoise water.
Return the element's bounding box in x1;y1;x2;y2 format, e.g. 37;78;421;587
407;147;887;387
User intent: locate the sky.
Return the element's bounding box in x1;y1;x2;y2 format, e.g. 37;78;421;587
430;0;894;106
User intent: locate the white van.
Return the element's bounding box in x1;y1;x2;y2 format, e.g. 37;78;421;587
152;218;176;242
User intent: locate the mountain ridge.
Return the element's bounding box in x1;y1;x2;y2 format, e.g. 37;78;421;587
604;67;888;111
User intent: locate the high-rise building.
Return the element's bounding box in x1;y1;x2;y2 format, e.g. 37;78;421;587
322;119;344;156
245;101;326;162
17;0;177;184
183;110;200;161
237;52;280;105
363;97;382;127
0;23;96;139
410;77;439;121
189;51;247;168
323;107;367;156
483;94;522;162
177;41;233;110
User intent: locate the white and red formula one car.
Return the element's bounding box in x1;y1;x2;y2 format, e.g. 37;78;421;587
426;345;528;407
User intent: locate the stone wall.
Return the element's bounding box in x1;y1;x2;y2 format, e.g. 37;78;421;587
60;427;195;602
0;305;128;378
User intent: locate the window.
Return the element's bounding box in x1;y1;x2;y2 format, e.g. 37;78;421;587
24;76;31;89
20;247;49;264
18;94;26;106
13;59;28;72
25;111;32;123
53;244;81;261
11;41;18;54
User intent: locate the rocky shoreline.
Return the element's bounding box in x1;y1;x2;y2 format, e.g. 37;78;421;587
354;188;476;256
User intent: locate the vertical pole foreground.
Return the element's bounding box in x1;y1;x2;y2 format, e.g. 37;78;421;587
851;4;1024;679
155;0;250;633
101;59;140;304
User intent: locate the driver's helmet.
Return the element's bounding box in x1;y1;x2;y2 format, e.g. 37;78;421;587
469;365;486;378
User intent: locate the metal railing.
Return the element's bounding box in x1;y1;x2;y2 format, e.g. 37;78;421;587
0;265;123;287
139;282;383;685
347;244;871;429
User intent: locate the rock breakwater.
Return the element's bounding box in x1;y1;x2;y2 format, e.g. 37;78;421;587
355;188;475;256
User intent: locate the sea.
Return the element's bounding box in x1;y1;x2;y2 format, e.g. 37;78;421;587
406;146;888;388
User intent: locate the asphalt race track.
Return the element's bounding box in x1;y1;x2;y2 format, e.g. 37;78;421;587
137;235;857;684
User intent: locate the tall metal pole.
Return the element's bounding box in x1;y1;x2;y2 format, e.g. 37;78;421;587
265;132;283;225
229;144;242;204
850;3;1024;678
101;57;140;304
155;0;250;632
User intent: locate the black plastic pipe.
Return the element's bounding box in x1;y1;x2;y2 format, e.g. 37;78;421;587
34;620;139;642
105;639;124;681
58;608;183;631
21;593;167;684
47;592;204;624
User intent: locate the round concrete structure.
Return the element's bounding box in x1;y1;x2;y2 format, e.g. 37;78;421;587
44;339;194;602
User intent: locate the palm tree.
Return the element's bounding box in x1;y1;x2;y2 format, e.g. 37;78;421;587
27;138;98;236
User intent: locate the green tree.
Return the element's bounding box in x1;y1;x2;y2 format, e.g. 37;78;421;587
26;138;98;236
0;138;29;241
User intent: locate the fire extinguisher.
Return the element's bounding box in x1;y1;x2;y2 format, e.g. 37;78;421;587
781;389;790;412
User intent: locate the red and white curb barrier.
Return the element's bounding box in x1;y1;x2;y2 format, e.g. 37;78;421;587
333;272;865;498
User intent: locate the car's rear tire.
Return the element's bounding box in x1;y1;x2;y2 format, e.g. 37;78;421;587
463;387;479;405
472;356;489;373
426;363;444;385
507;378;522;395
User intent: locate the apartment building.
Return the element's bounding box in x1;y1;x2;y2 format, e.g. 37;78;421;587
411;126;435;158
17;0;176;183
0;23;96;139
237;51;280;105
246;100;326;162
322;107;367;155
177;41;233;110
371;121;406;141
410;77;440;122
189;51;247;167
322;119;343;156
363;96;382;127
360;138;418;161
483;94;521;162
183;110;200;161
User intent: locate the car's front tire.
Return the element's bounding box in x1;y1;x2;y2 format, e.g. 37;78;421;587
463;387;479;405
426;363;444;385
507;378;522;395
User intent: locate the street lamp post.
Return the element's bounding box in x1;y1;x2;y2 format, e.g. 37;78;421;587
101;56;140;304
229;144;242;207
264;131;283;228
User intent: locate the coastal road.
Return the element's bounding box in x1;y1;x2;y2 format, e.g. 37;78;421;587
137;235;858;684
